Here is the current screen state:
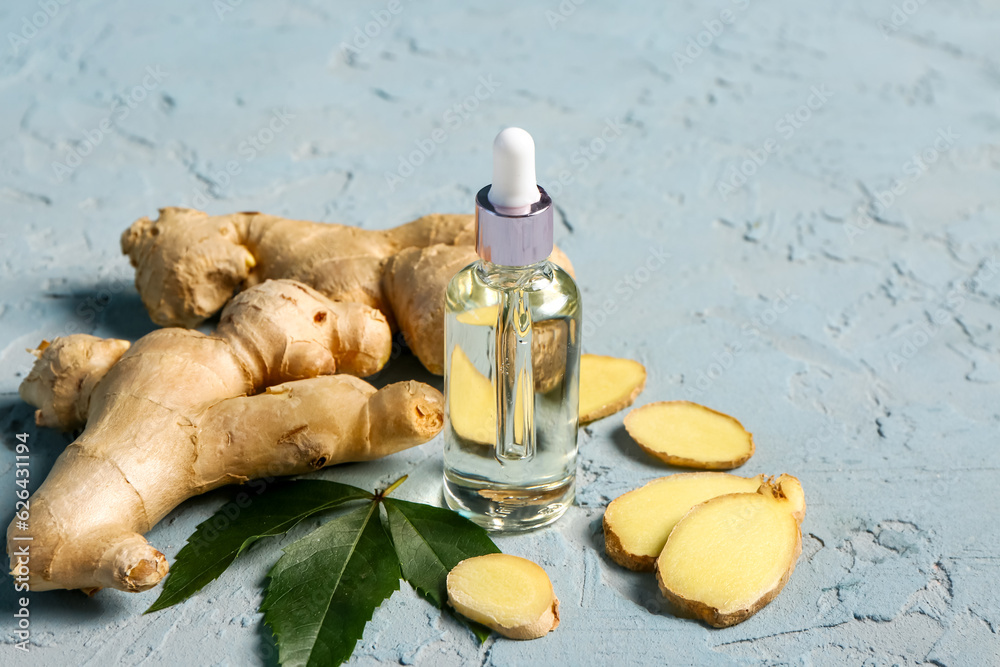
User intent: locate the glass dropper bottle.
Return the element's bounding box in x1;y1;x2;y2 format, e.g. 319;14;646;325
443;127;582;532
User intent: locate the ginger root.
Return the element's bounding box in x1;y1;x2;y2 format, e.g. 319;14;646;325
8;279;443;593
603;472;764;571
19;335;131;430
383;244;576;377
579;354;646;424
447;554;560;640
383;245;478;375
120;208;471;330
655;475;805;628
121;207;574;376
624;401;754;469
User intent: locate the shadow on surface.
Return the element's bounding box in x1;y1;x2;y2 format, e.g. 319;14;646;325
607;423;659;467
586;516;705;626
256;617;281;667
366;334;442;392
42;285;158;342
0;397;76;611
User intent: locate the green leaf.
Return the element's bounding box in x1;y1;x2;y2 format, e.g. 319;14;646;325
146;480;371;613
383;498;500;642
261;502;401;667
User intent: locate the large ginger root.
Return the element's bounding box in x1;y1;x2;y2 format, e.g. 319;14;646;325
383;245;477;375
120;207;472;330
603;472;764;571
624;401;755;469
383;244;575;376
8;279;443;593
447;554;560;640
655;475;805;628
120;207;574;376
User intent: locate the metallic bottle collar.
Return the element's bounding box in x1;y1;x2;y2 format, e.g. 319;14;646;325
475;185;554;266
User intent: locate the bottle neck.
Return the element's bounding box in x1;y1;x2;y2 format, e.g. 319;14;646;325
475;185;554;266
476;258;552;291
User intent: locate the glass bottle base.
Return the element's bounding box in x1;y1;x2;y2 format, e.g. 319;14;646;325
443;472;575;532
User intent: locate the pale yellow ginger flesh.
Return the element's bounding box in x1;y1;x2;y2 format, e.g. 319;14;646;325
624;401;754;469
655;476;805;628
449;349;644;445
773;473;806;523
448;345;496;445
121;207;574;376
603;473;764;571
579;354;646;424
384;248;575;379
9;279;444;594
447;554;560;640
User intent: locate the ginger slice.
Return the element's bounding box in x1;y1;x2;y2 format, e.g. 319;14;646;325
655;476;805;628
450;349;645;443
603;472;765;571
448;345;496;445
579;354;646;424
447;554;560;640
624;401;753;469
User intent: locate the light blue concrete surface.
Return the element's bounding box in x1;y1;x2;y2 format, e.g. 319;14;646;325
1;1;999;665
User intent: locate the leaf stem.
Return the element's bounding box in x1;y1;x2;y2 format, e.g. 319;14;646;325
377;475;408;500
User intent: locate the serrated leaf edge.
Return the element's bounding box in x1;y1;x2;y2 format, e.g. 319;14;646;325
261;501;401;667
146;482;371;613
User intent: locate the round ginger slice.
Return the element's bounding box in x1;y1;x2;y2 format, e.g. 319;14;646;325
603;472;765;571
624;401;754;469
579;354;646;424
447;554;560;640
655;477;804;628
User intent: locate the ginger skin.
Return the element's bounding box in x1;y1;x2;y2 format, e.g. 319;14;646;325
19;335;131;430
8;279;443;594
121;207;573;375
120;208;473;331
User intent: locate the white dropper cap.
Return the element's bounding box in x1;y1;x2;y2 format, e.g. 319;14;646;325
488;127;542;211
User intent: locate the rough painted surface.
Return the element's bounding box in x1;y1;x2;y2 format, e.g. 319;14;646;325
1;0;998;664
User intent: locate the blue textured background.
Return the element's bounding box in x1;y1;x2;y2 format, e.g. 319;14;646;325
1;1;998;665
